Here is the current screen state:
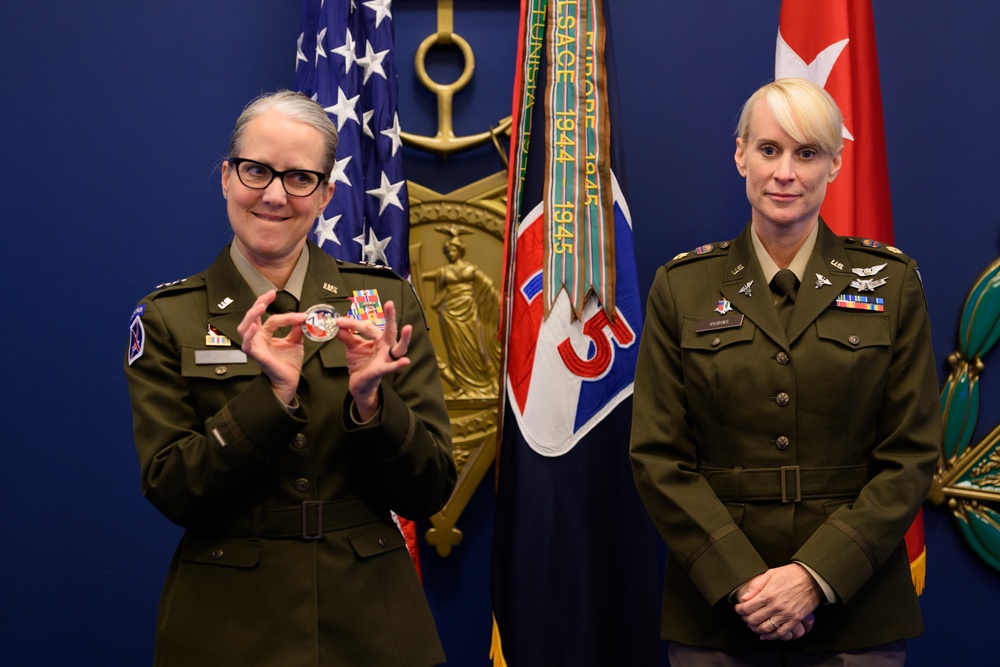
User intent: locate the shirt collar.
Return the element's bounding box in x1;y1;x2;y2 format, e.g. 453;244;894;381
750;222;819;285
229;242;309;301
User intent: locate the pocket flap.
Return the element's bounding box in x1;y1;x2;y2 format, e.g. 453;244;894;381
181;536;262;569
349;524;406;558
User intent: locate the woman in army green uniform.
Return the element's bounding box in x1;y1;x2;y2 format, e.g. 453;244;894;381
630;79;940;665
124;91;455;666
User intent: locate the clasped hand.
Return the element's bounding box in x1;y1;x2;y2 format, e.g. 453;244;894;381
238;291;411;419
733;563;821;641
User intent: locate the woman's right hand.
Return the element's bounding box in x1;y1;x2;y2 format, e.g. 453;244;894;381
237;290;307;405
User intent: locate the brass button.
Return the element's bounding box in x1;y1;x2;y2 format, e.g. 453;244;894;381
292;433;307;449
211;548;224;560
849;335;860;346
214;366;228;376
776;351;790;365
775;392;790;407
711;337;721;347
294;478;310;492
775;436;790;450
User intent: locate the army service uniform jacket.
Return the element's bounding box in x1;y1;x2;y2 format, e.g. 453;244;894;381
630;220;941;652
125;242;456;667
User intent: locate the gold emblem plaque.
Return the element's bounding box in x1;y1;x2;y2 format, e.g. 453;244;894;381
409;177;506;556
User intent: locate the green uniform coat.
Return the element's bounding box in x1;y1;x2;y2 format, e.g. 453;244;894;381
125;242;456;666
630;220;941;652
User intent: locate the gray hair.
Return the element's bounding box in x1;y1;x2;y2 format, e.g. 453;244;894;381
228;90;339;174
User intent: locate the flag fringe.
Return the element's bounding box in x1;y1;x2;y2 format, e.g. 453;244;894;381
910;547;926;596
490;615;509;667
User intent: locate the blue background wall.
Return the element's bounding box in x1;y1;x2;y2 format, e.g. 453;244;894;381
2;1;998;664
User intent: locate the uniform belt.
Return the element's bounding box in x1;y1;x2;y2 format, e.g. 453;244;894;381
700;464;869;503
195;498;383;540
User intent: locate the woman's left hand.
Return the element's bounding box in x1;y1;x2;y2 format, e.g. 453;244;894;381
334;300;412;421
734;563;822;641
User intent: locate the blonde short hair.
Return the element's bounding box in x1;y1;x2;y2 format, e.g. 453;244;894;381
736;78;844;155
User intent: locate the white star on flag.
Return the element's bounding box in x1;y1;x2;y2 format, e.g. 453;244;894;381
331;28;357;73
296;33;308;70
365;171;404;215
363;0;393;28
357;40;389;84
315;27;328;66
353;228;392;266
362;109;375;139
381;112;402;156
314;212;343;248
775;30;854;140
329;155;353;187
324;87;360;130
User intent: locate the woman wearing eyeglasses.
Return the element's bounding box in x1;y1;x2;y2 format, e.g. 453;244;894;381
124;91;455;666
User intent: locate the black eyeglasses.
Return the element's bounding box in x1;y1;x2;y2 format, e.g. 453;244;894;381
227;157;328;197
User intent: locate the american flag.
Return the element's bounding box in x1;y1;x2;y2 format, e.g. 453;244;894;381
295;0;409;277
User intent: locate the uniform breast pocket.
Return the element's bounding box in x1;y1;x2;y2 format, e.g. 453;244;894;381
181;346;261;414
812;313;891;394
815;313;890;357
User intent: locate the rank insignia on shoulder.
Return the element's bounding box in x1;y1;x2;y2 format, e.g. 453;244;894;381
206;325;231;347
695;244;714;255
350;289;386;330
835;294;885;311
156;277;187;289
886;245;903;254
671;251;689;261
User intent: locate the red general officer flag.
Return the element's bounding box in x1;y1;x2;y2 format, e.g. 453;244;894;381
776;0;926;594
776;0;893;244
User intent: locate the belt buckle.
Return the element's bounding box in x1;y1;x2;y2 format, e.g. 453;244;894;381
302;500;323;540
780;466;801;503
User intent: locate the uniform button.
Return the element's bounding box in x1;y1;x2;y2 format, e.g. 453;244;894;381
211;548;224;560
711;337;721;347
378;537;387;548
294;478;310;492
214;366;228;376
849;335;860;345
775;392;790;407
292;433;307;449
775;436;790;450
775;351;790;365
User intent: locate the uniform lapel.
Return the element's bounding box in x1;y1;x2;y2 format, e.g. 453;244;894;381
302;243;351;366
720;225;789;347
787;221;855;343
205;246;256;347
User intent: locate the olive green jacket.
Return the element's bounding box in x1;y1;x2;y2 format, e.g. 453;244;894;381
630;221;941;651
125;242;456;666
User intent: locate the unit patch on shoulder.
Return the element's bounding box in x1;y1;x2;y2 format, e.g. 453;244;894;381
128;305;146;366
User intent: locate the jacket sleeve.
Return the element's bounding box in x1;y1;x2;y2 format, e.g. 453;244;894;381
792;259;941;602
343;280;457;521
630;265;768;605
124;295;306;527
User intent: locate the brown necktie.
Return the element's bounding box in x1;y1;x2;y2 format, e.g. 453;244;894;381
769;269;799;330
